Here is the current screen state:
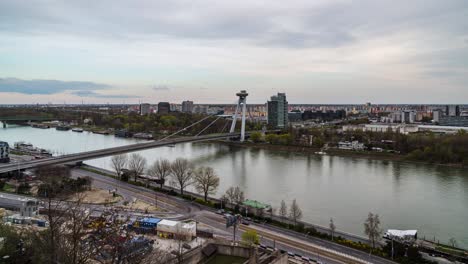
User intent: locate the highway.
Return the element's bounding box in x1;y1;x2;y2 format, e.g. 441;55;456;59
0;132;246;174
72;167;396;264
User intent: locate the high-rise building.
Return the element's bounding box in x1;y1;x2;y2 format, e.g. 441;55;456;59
139;103;150;115
267;93;288;128
182;101;194;113
446;105;460;117
157;102;170;114
401;110;416;124
0;141;10;163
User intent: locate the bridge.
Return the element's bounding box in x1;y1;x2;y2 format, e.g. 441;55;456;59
0;90;257;174
0;132;249;174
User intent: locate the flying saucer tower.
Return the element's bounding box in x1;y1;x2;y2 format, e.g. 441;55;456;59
229;90;249;142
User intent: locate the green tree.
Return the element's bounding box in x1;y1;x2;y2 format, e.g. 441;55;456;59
241;229;260;246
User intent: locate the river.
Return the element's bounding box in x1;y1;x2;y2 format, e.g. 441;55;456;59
1;123;468;249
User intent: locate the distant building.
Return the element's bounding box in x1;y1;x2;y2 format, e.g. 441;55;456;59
0;141;9;163
267;93;288;128
181;101;194;113
446;105;460;117
139;103;150;115
338;141;365;151
433;109;442;123
438;116;468;127
0;193;39;217
157;102;170;114
401;111;416;124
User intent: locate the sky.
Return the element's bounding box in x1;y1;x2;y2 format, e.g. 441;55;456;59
0;0;467;104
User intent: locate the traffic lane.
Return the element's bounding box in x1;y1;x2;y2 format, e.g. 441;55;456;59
71;169;186;215
259;238;344;264
254;223;394;264
196;211;346;264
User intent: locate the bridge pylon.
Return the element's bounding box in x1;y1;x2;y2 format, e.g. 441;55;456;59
230;90;248;142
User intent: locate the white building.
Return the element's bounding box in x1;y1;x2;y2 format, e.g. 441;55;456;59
0;193;39;217
181;101;194;113
139;103;151;115
338;141;365;150
343;123;468;135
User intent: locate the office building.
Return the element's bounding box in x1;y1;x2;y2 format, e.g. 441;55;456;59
0;141;9;163
267;93;288;128
181;101;194;113
157;102;170;114
139;103;150;115
401;111;416;124
446;105;460;117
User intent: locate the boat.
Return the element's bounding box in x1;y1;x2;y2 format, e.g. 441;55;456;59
56;125;71;131
14;142;53;157
314;151;327;155
71;127;84;133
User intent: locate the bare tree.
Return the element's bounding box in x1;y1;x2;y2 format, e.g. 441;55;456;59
111;154;128;180
220;194;229;209
194;166;220;202
330;218;336;241
289;199;303;226
279;200;288;222
170;158;194;195
449;237;457;248
128;153;147;182
147;158;171;188
62;193;95;264
225;186;245;208
364;212;383;249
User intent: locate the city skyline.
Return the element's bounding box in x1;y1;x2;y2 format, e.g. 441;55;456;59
1;0;468;104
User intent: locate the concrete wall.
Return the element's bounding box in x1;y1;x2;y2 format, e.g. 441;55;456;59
216;244;252;259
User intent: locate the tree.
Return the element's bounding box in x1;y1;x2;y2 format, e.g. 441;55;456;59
225;186;245;209
193;166;220;202
241;230;260;246
147;159;171;188
449;237;457;248
364;212;383;249
330;218;336;241
279;200;288;222
289;199;303;226
128;153;147;182
170;158;194;195
111;154;128;180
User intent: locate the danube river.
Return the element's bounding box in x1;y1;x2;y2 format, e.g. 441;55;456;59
1;123;468;248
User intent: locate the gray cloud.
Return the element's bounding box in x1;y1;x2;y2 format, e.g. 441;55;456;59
72;90;141;99
153;85;171;91
0;78;110;95
2;0;466;49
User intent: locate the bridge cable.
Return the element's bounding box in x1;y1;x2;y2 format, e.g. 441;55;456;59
157;114;215;142
195;116;222;137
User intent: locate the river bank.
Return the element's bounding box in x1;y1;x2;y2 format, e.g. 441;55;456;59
219;141;468;169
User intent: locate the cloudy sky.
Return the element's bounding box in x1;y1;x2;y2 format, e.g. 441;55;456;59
1;0;467;104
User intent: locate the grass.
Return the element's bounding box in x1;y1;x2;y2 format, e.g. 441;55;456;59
2;183;16;192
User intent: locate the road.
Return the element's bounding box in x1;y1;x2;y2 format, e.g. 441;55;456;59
72;168;396;264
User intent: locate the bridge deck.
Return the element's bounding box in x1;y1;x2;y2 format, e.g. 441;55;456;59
0;132;248;174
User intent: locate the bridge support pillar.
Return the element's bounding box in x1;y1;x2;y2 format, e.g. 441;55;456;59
2;122;6;128
230;90;249;142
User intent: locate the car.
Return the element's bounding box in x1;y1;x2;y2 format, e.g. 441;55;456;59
241;219;250;225
223;213;232;219
216;209;225;215
287;252;295;257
